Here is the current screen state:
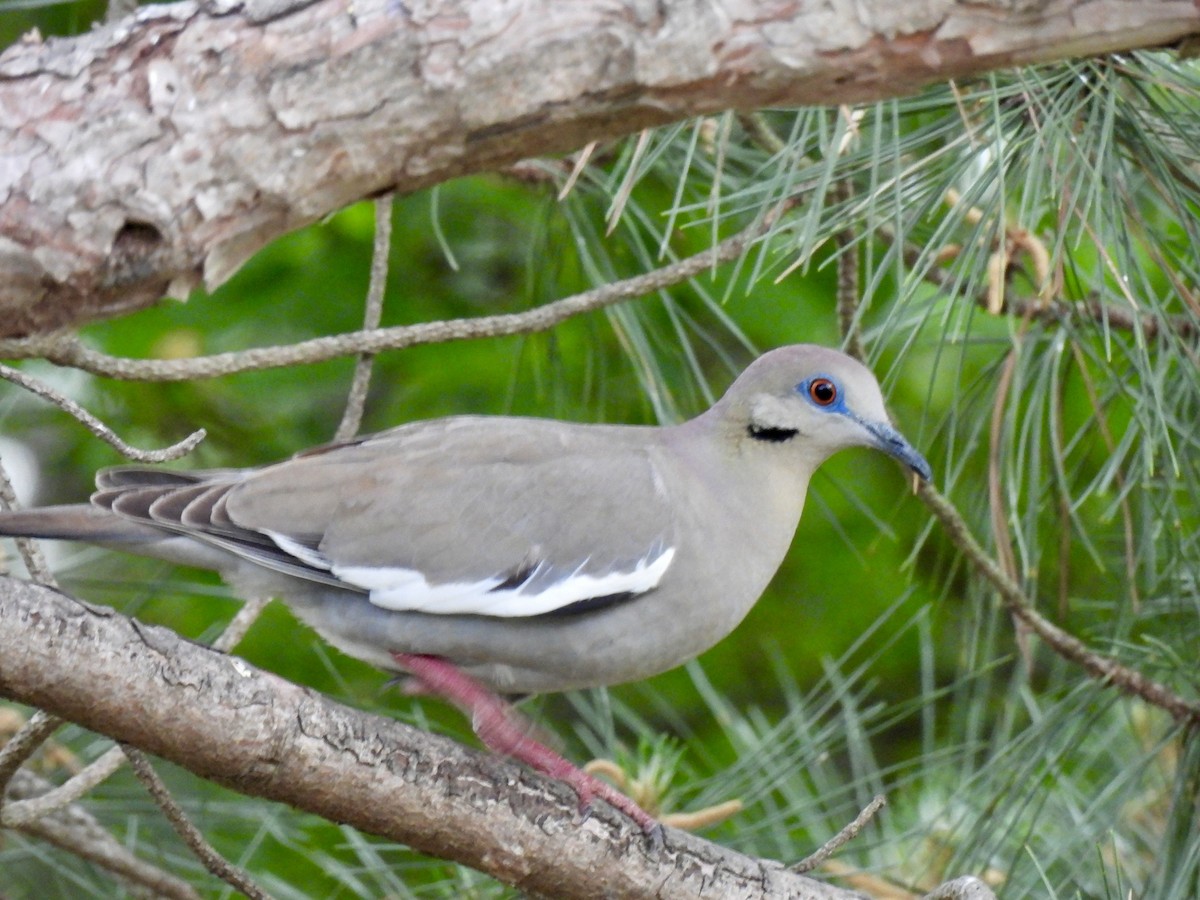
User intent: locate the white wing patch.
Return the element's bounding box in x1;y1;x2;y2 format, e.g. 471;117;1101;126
339;546;675;618
263;529;676;618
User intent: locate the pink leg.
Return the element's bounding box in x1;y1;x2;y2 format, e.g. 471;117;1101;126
393;653;662;839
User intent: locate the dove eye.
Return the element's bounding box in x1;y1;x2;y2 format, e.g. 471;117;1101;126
807;378;838;407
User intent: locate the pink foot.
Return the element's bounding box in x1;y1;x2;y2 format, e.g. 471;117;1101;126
393;653;663;842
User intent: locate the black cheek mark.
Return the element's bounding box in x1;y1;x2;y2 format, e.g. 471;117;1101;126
748;425;799;443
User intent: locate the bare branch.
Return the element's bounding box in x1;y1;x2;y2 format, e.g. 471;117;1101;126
884;228;1199;342
0;710;62;814
0;363;205;460
918;482;1200;729
123;746;274;900
1000;294;1199;341
0;577;863;899
334;194;393;443
837;227;1200;731
2;0;1197;335
0;477;54;590
3;745;126;828
210;596;271;654
791;795;886;875
5;767;201;900
0;207;786;382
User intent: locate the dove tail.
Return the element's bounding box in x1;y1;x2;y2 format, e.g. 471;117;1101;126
0;505;164;544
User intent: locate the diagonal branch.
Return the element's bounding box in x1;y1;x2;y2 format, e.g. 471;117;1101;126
917;482;1200;729
334;194;394;442
0;363;205;460
0;577;868;900
123;746;273;900
833;240;1199;732
5;768;200;900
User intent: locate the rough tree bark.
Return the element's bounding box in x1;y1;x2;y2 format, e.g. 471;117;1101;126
0;577;869;899
0;0;1197;336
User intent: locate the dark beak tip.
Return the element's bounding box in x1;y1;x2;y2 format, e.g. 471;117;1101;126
861;418;932;485
884;435;932;484
895;444;932;484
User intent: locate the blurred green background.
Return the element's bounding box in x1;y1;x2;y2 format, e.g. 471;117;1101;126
2;7;1199;899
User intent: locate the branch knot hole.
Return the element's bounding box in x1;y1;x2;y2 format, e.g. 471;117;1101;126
108;220;166;285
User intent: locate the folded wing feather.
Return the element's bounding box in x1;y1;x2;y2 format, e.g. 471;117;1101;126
97;417;678;618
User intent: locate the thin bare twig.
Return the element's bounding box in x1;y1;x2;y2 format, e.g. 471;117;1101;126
0;363;205;460
883;225;1194;722
6;768;200;900
0;455;54;585
2;745;125;828
123;746;274;900
882;227;1198;341
0;208;791;383
0;711;63;819
833;179;864;362
918;482;1200;729
791;795;886;874
998;294;1195;340
210;595;271;653
334;194;393;442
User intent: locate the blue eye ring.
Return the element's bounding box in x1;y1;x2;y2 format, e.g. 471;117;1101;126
807;377;838;407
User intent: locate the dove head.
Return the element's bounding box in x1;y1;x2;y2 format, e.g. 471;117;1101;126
712;344;932;482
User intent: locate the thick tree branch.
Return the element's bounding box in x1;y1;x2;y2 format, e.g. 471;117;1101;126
0;577;865;899
1;0;1197;336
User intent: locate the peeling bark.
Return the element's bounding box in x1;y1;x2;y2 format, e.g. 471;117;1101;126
0;0;1197;336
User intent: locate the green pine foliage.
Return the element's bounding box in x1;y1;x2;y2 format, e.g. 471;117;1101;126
1;6;1197;895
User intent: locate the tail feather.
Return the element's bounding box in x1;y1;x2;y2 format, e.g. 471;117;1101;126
96;466;241;490
0;505;166;544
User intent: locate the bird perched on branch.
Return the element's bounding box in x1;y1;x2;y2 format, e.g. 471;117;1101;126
0;344;930;835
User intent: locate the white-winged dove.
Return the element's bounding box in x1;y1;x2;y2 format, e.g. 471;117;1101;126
0;344;930;833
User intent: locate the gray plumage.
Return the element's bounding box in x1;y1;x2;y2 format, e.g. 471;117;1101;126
0;345;930;696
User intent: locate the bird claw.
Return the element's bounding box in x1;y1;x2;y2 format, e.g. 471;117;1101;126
578;792;665;849
573;799;594;827
392;654;666;843
569;770;662;840
644;821;666;851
